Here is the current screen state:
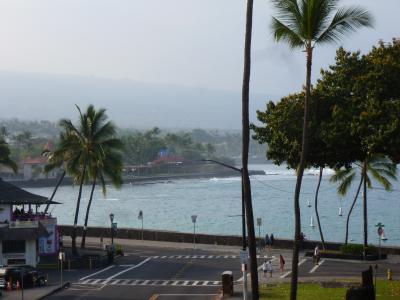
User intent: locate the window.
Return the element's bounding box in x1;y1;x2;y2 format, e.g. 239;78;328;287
2;240;25;253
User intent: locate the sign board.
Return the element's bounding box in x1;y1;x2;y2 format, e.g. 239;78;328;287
38;218;59;255
378;226;383;237
239;250;249;263
58;252;65;261
191;215;197;223
257;218;262;226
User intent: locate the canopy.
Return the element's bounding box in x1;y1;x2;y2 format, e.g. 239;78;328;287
0;178;59;205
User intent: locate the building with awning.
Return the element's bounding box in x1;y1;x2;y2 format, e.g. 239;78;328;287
0;178;60;266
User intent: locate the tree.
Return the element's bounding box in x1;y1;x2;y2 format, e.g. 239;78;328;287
80;116;123;249
330;155;397;255
241;0;259;299
0;138;17;173
270;1;373;297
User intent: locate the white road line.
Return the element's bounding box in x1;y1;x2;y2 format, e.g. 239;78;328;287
110;279;121;285
153;256;159;259
309;259;326;273
200;255;206;258
202;281;209;286
192;280;199;285
193;255;198;258
208;255;213;258
213;281;219;285
184;255;190;258
172;280;179;286
91;279;101;284
177;255;182;258
161;256;167;258
162;280;169;286
119;264;135;267
141;280;150;285
79;265;115;281
183;280;189;285
224;255;229;258
80;279;93;284
280;258;307;278
103;257;151;284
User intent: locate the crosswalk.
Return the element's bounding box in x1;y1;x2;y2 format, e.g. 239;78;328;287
78;278;224;287
149;254;275;260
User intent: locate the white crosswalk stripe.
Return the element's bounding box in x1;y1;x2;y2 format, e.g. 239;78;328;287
77;278;223;287
151;254;274;259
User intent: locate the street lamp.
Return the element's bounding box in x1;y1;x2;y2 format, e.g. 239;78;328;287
109;213;114;245
138;210;144;240
201;159;248;300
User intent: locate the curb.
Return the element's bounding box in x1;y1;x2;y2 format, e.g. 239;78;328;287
37;282;70;300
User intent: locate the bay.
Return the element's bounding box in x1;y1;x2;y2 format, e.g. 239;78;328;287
27;164;400;246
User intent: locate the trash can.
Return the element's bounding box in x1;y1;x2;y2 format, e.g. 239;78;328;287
221;271;234;296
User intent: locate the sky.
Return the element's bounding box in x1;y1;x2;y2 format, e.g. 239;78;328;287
0;0;398;128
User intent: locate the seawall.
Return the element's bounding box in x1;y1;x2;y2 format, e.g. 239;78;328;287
58;225;400;255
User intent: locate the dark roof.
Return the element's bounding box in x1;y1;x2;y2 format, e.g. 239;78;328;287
0;178;58;205
0;223;49;240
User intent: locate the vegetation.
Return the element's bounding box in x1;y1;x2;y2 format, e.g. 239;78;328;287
259;280;400;300
269;1;373;298
0;138;17;173
339;244;377;256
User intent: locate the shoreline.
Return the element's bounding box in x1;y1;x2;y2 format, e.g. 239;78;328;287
6;169;265;188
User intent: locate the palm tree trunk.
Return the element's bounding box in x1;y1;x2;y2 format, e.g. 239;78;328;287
81;177;96;249
72;163;87;256
290;43;312;300
362;161;368;259
44;171;66;214
315;167;325;249
345;176;363;244
241;1;258;299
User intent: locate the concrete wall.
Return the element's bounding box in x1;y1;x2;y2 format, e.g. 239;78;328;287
26;240;37;266
59;225;400;255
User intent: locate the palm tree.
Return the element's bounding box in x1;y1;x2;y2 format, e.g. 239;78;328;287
314;166;326;249
241;0;259;299
0;138;17;173
80;116;123;249
330;155;397;258
270;1;373;298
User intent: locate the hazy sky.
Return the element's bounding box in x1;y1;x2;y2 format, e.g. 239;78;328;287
0;0;398;96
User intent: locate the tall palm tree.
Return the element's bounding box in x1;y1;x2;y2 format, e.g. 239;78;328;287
270;1;373;298
80;119;123;249
0;138;17;173
241;0;259;299
314;166;326;249
330;155;397;258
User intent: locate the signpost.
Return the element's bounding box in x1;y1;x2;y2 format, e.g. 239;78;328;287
191;215;197;249
59;251;65;288
239;250;249;300
375;223;385;259
256;218;262;252
138;210;144;240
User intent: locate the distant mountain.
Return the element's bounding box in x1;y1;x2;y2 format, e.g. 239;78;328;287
0;71;276;130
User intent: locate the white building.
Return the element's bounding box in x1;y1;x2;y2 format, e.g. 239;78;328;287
0;178;59;267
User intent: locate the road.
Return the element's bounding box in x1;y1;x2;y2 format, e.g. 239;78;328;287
44;240;399;300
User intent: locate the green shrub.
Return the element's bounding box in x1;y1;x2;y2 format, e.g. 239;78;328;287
340;244;378;255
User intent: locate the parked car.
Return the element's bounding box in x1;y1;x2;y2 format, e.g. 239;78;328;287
0;266;46;289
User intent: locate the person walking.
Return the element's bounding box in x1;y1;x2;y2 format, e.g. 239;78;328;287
279;254;285;273
270;233;275;247
266;260;273;278
314;245;320;265
262;260;268;279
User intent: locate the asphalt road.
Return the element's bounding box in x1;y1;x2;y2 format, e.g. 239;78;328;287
44;243;400;300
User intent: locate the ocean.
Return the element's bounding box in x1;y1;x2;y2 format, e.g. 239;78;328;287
26;164;400;247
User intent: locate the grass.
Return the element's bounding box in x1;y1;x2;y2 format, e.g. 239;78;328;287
259;280;400;300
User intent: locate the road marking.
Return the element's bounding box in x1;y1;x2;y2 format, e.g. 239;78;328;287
183;280;189;285
202;281;209;286
200;255;206;258
110;279;121;285
102;257;151;284
141;280;150;285
119;264;136;267
154;295;218;298
172;280;179;286
177;255;182;258
192;280;199;285
78;278;225;287
280;258;307;278
309;259;326;273
208;255;213;258
213;281;219;285
79;265;115;281
162;280;169;285
161;256;167;258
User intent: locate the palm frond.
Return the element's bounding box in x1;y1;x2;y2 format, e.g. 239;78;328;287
271;17;304;48
316;6;374;45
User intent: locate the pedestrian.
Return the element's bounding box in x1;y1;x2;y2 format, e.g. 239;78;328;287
266;260;273;278
270;233;275;246
314;245;320;265
279;254;285;273
262;260;268;279
265;234;270;248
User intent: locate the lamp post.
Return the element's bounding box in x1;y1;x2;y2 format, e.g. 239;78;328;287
191;215;197;249
201;159;247;300
109;213;114;245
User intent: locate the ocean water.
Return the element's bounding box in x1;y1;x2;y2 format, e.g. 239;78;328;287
26;164;400;247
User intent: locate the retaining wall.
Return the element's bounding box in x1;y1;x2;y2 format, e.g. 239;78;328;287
58;225;400;255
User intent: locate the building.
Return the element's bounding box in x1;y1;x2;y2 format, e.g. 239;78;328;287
0;178;60;266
